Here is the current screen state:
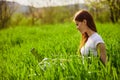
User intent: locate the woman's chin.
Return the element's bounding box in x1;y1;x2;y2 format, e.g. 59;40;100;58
79;30;83;33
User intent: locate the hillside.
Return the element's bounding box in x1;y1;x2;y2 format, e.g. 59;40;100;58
0;1;87;14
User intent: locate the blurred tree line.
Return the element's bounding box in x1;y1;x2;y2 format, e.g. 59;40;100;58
0;0;16;29
28;4;80;25
0;0;120;29
85;0;120;23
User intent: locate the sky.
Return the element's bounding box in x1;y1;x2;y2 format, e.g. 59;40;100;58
6;0;85;8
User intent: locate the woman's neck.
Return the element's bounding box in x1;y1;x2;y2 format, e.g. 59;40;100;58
86;28;95;37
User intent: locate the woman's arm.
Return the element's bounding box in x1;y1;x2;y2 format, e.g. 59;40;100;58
97;43;107;65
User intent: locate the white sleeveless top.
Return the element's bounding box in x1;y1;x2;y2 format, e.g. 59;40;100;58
81;33;104;56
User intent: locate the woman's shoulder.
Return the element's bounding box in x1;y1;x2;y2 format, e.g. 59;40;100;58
93;33;104;46
90;33;103;40
89;32;104;45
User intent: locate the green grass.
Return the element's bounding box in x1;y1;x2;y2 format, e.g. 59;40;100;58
0;22;120;80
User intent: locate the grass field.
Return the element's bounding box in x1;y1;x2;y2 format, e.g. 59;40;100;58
0;22;120;80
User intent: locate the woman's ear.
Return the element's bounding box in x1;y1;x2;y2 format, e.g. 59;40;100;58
83;19;87;25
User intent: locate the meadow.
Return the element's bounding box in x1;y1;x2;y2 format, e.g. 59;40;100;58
0;22;120;80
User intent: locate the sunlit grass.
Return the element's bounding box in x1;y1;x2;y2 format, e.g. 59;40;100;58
0;22;120;80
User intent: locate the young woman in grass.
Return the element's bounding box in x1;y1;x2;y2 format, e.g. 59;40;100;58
73;10;107;65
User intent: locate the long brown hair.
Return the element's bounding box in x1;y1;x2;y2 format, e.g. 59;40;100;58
73;10;97;49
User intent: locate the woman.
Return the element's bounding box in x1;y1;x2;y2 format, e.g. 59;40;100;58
73;10;107;65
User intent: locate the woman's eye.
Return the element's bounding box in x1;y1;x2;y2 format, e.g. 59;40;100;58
76;24;78;26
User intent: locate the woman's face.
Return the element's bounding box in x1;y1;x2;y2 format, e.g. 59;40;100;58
75;20;87;34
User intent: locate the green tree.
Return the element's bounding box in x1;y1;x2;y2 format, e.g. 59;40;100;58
107;0;120;23
85;0;120;23
0;0;16;29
